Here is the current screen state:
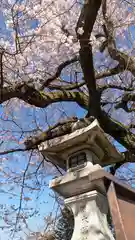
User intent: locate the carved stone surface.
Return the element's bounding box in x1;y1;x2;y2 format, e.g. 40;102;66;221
50;161;115;239
49;164;106;198
65;190;115;240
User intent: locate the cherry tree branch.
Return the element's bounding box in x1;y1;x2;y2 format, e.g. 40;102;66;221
48;64;127;91
98;84;135;92
24;117;79;150
40;56;79;90
48;81;85;91
101;0;135;76
95;64;125;79
76;0;102;117
74;0;135;153
0;50;4;100
114;92;135;112
98;110;135;155
0;148;26;155
12;151;33;238
1;83;88;109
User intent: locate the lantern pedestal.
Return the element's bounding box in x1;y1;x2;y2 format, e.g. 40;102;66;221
50;166;115;240
65;190;114;240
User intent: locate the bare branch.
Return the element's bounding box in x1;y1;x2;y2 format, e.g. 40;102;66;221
99;110;135;154
48;81;85;91
0;50;4;100
95;64;125;80
0;148;26;155
40;56;79;90
101;3;135;77
24;117;78;149
115;92;135;112
98;84;135;92
12;151;33;238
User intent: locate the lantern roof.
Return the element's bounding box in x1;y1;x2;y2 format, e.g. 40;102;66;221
38;119;123;170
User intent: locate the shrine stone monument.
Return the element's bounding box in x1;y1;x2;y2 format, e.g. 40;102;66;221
38;119;123;240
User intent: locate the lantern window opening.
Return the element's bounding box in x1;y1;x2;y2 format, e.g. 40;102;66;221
68;152;87;169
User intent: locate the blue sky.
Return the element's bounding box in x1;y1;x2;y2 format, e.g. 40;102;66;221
0;98;87;240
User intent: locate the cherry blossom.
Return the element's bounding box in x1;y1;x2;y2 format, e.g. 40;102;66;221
0;0;133;90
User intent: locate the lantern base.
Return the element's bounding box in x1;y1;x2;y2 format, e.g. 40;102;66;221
65;190;114;240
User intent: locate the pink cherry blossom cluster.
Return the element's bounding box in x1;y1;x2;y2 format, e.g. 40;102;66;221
0;0;134;88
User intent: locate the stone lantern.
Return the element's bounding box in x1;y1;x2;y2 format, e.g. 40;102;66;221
38;119;123;240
